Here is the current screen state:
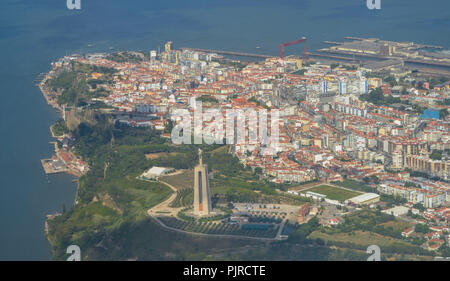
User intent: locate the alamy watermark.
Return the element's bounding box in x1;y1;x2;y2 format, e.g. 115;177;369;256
367;245;381;261
367;0;381;10
66;245;81;261
67;0;81;10
170;101;280;155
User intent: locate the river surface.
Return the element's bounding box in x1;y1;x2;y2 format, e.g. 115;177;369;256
0;0;449;260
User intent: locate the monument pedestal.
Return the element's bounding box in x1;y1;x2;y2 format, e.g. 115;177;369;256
193;149;212;216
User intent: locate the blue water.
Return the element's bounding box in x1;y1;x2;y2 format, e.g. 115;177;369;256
420;109;440;120
0;0;449;260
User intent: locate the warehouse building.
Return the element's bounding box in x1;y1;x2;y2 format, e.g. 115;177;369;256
382;206;409;217
346;193;380;205
140;166;174;180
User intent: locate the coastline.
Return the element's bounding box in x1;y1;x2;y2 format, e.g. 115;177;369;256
38;67;83;239
38;72;63;114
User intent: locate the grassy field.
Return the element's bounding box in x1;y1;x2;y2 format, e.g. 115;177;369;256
145;152;180;160
160;170;194;190
335;179;374;193
379;220;410;233
305;185;361;201
309;230;412;248
170;189;194;207
327;245;433;261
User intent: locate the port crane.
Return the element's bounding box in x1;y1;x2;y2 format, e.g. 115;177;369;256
280;37;308;60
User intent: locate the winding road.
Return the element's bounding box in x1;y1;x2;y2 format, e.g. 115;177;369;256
147;179;183;217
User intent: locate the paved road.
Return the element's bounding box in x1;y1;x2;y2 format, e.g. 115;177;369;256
275;220;286;240
147;180;183;217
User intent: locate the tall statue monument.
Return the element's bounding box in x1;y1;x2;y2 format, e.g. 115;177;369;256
193;148;212;216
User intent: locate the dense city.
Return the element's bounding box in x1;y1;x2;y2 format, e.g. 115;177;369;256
41;38;450;259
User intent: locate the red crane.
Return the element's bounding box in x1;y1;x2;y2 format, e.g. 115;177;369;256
280;37;308;59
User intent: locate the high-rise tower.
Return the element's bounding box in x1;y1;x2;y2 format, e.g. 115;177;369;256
193;149;212;216
164;41;173;53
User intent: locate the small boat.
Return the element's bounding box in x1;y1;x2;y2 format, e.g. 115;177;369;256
256;46;261;49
